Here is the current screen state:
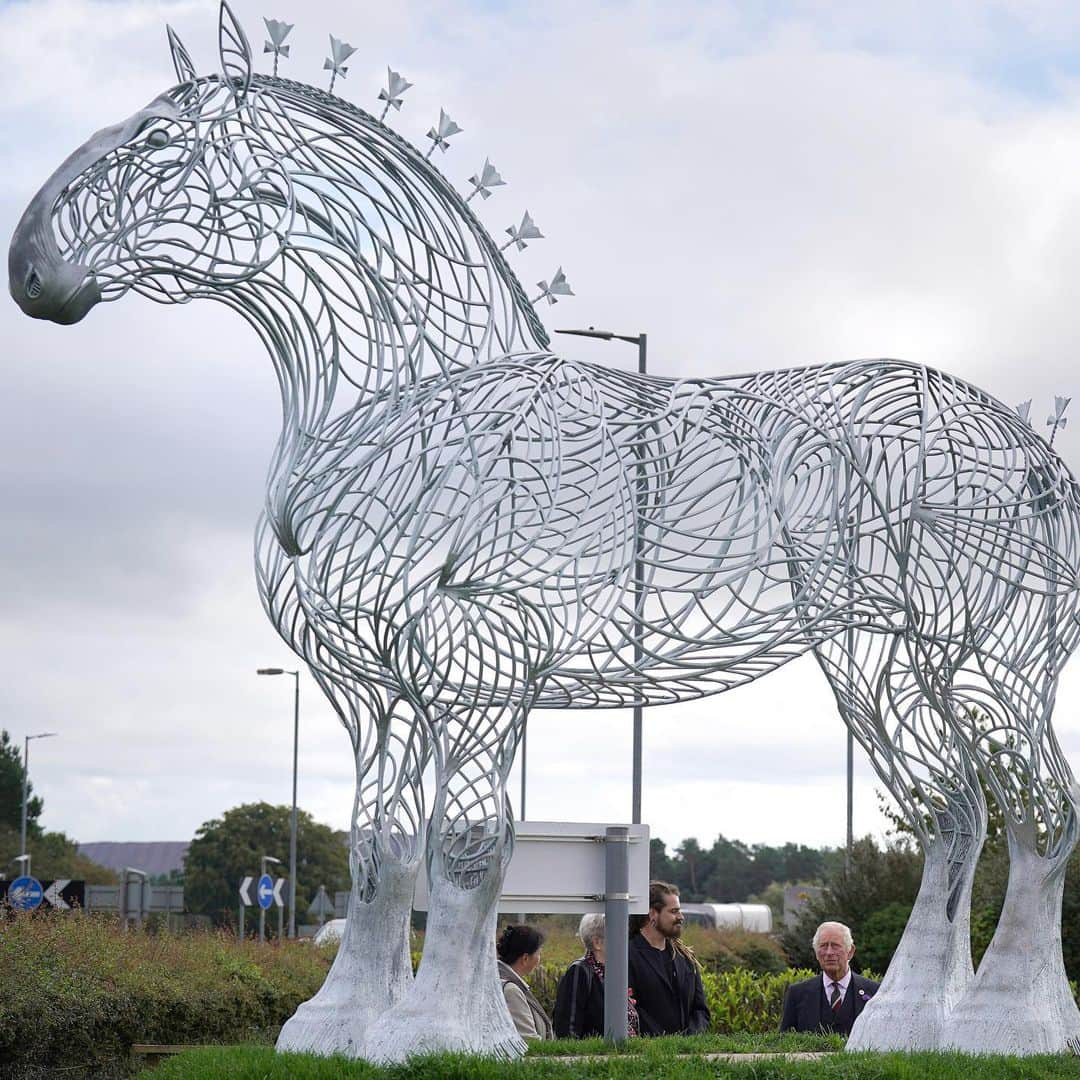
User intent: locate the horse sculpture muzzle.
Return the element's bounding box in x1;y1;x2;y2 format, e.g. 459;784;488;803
8;94;181;325
8;191;99;325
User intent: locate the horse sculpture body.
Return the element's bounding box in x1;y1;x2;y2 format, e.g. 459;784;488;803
9;4;1080;1059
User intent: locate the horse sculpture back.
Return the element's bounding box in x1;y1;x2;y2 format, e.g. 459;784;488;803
10;2;1080;1060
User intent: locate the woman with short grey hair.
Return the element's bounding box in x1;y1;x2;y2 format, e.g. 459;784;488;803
578;913;606;952
553;914;640;1038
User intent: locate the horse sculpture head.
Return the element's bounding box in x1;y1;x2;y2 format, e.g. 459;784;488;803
9;6;296;325
9;2;548;372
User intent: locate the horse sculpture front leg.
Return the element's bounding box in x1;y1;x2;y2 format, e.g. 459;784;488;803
277;688;425;1056
363;591;536;1062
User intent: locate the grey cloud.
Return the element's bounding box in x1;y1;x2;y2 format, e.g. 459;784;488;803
4;0;1080;851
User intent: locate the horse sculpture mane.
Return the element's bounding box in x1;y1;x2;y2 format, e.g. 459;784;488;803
9;1;1080;1062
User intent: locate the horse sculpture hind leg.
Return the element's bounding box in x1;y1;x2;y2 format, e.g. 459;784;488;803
813;630;986;1050
942;600;1080;1054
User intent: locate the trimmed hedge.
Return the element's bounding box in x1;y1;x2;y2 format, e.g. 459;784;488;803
0;912;330;1075
23;910;1077;1077
1;913;817;1075
526;958;819;1032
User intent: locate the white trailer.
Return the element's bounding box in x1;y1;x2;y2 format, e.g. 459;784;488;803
681;902;773;933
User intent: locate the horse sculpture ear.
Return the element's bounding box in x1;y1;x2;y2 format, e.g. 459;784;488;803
218;1;253;96
166;25;198;84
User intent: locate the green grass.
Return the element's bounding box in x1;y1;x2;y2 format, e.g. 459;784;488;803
138;1045;1080;1080
526;1033;843;1056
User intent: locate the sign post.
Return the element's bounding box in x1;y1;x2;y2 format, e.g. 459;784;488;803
411;820;648;1047
258;855;281;942
8;874;43;912
1;879;83;911
274;877;286;942
257;873;274;942
603;826;630;1044
309;884;333;926
238;875;253;941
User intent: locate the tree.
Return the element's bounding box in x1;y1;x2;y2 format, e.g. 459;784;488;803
780;834;923;970
0;730;42;834
0;824;116;883
183;802;351;925
649;837;678;884
650;832;837;904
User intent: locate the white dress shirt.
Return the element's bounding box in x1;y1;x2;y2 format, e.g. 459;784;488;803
823;969;852;1004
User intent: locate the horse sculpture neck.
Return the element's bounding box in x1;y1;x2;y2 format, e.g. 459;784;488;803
226;76;548;451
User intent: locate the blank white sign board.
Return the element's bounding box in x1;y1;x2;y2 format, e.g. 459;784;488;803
413;821;650;914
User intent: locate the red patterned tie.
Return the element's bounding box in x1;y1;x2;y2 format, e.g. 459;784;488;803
829;983;842;1012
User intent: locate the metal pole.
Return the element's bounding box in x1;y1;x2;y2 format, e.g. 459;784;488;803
277;903;284;942
845;516;855;871
20;736;28;858
604;826;630;1044
239;903;245;943
632;333;647;825
123;867;147;931
289;671;299;939
846;731;854;865
259;856;266;943
20;732;57;859
552;328;648;824
520;719;527;820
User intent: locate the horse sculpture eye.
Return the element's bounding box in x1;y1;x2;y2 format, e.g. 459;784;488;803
145;128;170;149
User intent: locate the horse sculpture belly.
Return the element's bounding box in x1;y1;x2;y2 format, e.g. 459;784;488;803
10;2;1080;1060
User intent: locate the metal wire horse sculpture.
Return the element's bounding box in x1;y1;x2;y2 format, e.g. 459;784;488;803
9;2;1080;1059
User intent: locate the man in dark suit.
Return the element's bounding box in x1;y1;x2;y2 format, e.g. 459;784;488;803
780;921;879;1036
628;880;711;1036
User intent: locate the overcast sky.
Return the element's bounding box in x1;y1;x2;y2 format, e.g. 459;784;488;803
5;0;1080;865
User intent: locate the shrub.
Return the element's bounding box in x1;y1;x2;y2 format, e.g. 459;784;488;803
857;902;912;975
526;958;817;1033
700;967;817;1033
0;911;330;1075
682;927;788;975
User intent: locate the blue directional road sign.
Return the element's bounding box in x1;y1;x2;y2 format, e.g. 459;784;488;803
9;875;43;911
257;873;274;911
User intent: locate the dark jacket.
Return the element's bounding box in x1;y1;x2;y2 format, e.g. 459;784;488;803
627;934;710;1036
553;957;605;1038
779;973;879;1036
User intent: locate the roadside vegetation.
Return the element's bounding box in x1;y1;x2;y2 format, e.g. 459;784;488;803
0;911;820;1077
138;1045;1080;1080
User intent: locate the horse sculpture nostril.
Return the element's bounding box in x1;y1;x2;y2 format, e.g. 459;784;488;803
25;267;42;300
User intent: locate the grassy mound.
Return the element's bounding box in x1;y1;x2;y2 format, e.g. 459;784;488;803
139;1045;1080;1079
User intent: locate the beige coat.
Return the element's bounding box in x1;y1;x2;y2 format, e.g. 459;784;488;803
498;959;554;1040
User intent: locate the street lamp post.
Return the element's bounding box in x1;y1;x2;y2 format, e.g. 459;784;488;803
555;327;648;825
21;732;58;858
257;668;300;938
520;720;527;820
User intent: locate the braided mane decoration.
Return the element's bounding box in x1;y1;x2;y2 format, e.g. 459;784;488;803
9;1;1080;1060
